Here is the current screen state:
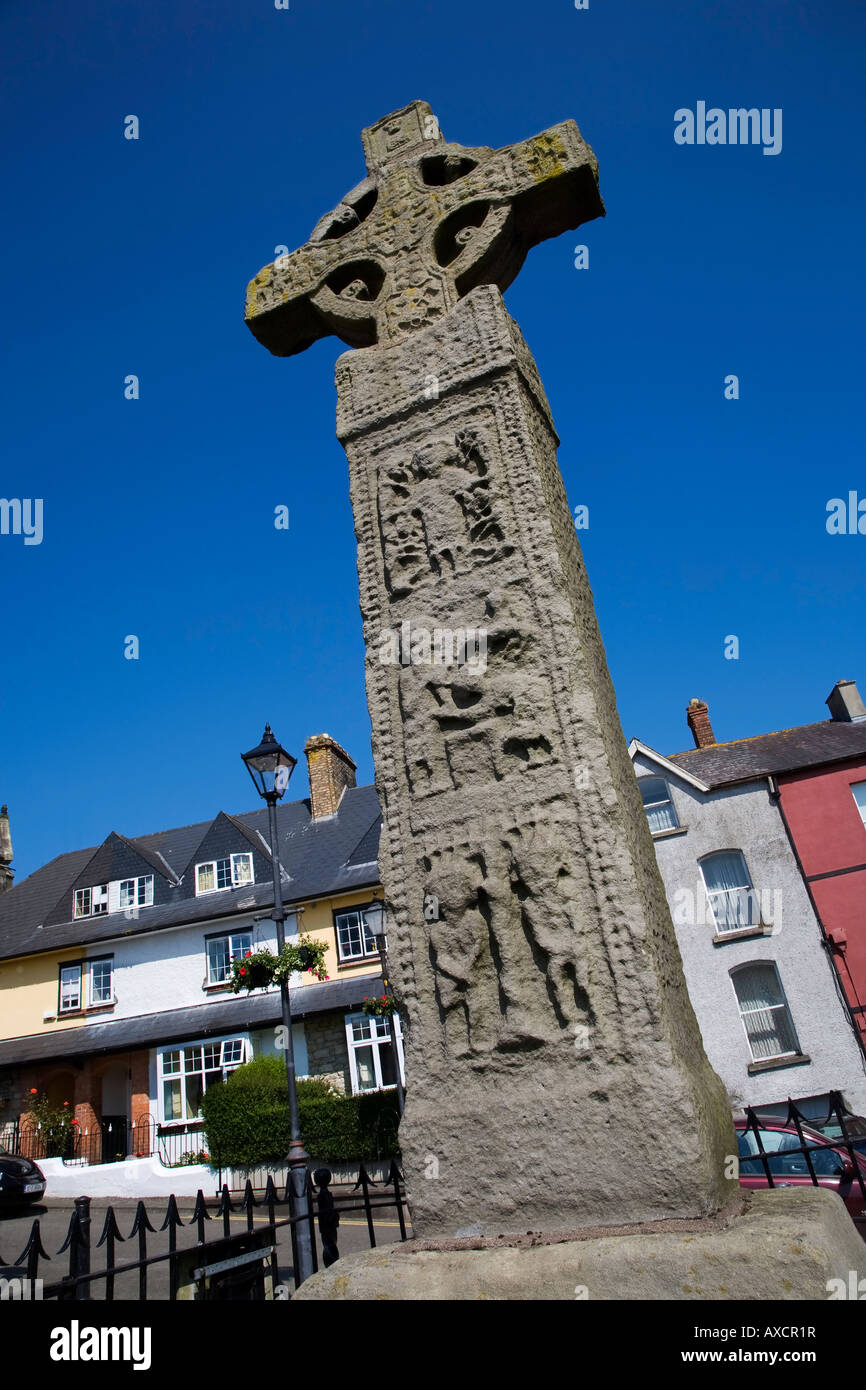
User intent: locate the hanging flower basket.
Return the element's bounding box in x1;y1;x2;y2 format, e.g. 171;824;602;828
229;937;329;993
236;954;274;991
361;993;399;1018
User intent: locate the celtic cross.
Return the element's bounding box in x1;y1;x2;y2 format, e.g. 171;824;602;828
245;99;604;355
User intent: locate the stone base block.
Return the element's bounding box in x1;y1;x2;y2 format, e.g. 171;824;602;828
293;1190;865;1300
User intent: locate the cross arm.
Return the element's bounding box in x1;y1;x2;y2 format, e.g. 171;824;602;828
441;120;605;299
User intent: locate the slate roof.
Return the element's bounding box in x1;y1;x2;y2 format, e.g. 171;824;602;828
667;719;866;789
0;974;383;1067
0;785;383;964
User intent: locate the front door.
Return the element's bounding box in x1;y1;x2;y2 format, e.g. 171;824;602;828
100;1115;127;1163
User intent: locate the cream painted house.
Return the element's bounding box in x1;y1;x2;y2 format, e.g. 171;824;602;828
0;735;401;1166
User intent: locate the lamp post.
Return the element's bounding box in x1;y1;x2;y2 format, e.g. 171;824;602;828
241;723;314;1287
361;897;405;1117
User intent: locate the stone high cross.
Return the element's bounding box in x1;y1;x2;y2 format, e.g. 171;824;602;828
245;100;603;354
246;103;737;1237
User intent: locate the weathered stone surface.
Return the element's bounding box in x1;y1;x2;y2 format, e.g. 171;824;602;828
245;100;604;356
293;1189;866;1300
246;103;739;1240
338;283;737;1235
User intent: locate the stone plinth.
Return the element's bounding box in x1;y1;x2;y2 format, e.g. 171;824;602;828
293;1189;866;1300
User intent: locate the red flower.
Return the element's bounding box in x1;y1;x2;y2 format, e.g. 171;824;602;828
71;1120;80;1126
63;1101;69;1107
244;950;251;957
29;1087;38;1095
239;967;247;976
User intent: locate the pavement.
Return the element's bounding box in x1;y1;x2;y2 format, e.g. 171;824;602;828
0;1190;410;1300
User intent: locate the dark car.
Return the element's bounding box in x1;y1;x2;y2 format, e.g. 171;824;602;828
0;1149;46;1208
735;1119;866;1242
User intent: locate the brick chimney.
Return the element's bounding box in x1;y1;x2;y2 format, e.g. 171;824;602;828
304;735;357;820
686;699;716;749
826;680;866;723
0;805;13;893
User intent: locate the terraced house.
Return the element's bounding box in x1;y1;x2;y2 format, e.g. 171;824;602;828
0;735;402;1171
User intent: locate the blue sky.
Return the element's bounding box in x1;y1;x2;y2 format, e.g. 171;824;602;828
1;0;863;878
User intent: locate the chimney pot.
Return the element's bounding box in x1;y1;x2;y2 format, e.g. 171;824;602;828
304;734;357;820
686;698;716;749
826;680;866;723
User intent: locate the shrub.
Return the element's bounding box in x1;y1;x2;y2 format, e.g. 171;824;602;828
26;1091;75;1158
201;1055;400;1170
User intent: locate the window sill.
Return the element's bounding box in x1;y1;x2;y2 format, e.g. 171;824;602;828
337;956;381;970
195;885;255;899
712;926;773;946
650;826;688;840
52;999;117;1022
747;1053;811;1076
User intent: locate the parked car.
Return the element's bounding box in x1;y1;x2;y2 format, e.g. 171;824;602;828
0;1149;46;1208
810;1112;866;1156
735;1119;866;1242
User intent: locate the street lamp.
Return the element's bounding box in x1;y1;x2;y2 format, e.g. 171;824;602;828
361;896;405;1117
241;723;314;1287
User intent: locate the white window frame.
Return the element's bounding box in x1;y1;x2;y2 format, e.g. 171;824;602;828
59;963;83;1013
157;1035;250;1124
119;875;154;909
206;931;254;986
637;776;679;834
699;850;761;934
731;962;800;1063
73;884;108;919
335;906;380;963
851;781;866;830
88;957;114;1006
345;1011;404;1094
195;853;254;896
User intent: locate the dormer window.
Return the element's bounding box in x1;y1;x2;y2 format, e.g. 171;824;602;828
74;885;108;918
120;875;153;909
638;777;679;834
196;853;254;895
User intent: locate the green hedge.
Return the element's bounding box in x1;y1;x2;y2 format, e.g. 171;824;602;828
200;1055;400;1169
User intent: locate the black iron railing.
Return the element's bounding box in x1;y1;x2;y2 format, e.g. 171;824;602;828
9;1116;213;1169
741;1091;866;1234
0;1162;409;1300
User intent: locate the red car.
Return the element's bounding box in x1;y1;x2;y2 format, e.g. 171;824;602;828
735;1118;866;1242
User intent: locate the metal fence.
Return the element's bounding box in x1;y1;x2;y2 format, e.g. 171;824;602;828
8;1116;211;1170
0;1163;409;1300
740;1092;866;1235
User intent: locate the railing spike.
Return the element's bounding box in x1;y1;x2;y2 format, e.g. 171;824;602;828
191;1188;212;1235
55;1208;80;1257
160;1192;184;1232
14;1217;51;1266
129;1198;157;1238
95;1206;126;1249
216;1183;234;1218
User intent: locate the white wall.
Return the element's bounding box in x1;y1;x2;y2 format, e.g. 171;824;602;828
633;750;866;1114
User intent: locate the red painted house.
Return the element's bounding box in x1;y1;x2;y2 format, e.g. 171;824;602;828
775;682;866;1056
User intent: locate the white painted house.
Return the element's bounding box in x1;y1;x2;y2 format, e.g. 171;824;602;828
629;701;866;1122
